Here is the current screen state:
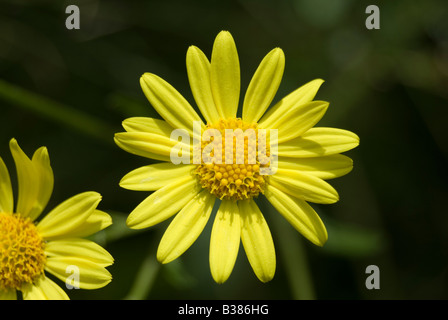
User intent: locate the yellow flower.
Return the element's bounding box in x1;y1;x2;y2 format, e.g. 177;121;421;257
0;139;113;300
115;31;359;283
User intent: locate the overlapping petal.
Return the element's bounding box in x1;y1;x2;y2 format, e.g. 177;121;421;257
259;100;329;144
36;192;102;240
57;209;112;239
277;127;360;158
264;183;328;246
45;256;112;290
126;174;201;229
45;238;114;267
157;190;215;264
269;169;339;204
22;276;69;300
258;78;324;127
9;139;54;221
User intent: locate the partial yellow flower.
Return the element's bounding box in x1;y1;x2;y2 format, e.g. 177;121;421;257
0;139;113;300
115;31;359;284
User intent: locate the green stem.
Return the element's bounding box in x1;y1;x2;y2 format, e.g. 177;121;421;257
263;198;316;300
124;250;160;300
0;78;116;144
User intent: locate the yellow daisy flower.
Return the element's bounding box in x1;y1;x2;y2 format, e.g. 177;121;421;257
0;139;113;300
115;31;359;283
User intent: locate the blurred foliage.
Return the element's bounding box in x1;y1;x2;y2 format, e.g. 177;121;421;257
0;0;447;299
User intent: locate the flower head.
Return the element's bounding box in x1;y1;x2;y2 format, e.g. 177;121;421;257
115;31;359;283
0;139;113;300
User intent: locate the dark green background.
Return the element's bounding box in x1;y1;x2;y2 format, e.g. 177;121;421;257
1;0;447;300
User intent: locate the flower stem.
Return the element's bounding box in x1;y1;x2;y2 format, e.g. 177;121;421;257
124;249;160;300
262;198;316;300
0;79;115;144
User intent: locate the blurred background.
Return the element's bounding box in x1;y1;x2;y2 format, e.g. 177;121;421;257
0;0;447;300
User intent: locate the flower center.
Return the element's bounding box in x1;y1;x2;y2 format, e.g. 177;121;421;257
194;118;270;201
0;213;46;291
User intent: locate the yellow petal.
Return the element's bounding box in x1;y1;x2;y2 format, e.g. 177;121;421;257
269;169;339;204
120;163;195;191
58;209;112;238
37;192;102;240
186;45;221;124
45;256;112;290
122;117;174;135
239;200;276;283
45;238;114;267
29;146;54;220
126;174;201;229
0;288;17;300
210;31;240;119
157;190;215;264
242;48;285;123
114;131;191;162
264;184;328;246
209;200;241;284
277;154;353;180
0;156;13;214
22;276;69;300
258;78;324;128
140;73;204;136
9;139;54;221
278;127;360;158
259;100;329;144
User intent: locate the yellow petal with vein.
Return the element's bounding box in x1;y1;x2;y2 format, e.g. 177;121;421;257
120;163;195;191
260;100;329;143
239;200;276;283
210;31;240;119
114;131;191;162
30;146;54;220
277;127;360;158
209;200;241;284
140;73;204;136
277;154;353;180
9;139;54;221
45;238;114;267
22;276;69;300
187;45;221;124
45;256;112;290
122;117;174;135
243;48;285;123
